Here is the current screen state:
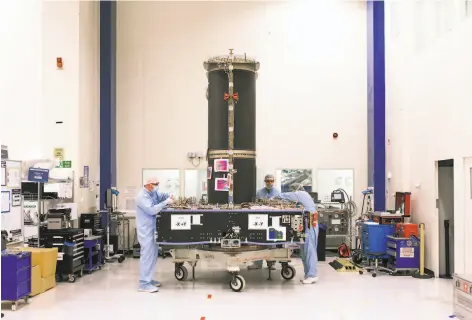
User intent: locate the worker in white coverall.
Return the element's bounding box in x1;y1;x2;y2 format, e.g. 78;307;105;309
275;183;319;284
248;174;281;270
135;178;174;293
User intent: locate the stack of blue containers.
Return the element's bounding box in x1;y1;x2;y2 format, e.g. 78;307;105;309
1;251;32;309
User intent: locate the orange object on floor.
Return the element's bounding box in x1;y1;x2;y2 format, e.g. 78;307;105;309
396;223;418;238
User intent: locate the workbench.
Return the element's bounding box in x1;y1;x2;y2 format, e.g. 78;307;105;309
6;240;24;248
83;235;103;274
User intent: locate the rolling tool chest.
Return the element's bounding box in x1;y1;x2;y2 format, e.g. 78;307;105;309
386;235;420;272
83;236;103;273
40;228;85;283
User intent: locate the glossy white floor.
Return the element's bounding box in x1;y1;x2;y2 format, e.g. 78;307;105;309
1;257;455;320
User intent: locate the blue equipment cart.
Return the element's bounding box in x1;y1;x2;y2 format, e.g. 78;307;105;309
1;251;32;311
83;236;103;274
386;235;420;274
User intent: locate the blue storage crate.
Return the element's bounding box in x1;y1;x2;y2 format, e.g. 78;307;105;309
1;251;32;303
361;223;395;259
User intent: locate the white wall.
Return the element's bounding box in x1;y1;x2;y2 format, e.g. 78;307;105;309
78;1;100;212
41;0;100;213
0;0;43;159
117;1;368;207
386;0;472;275
0;0;100;213
41;1;80;165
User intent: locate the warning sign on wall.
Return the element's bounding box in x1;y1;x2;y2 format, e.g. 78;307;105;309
54;148;64;161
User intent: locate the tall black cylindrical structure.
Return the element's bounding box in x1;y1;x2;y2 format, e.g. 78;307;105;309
204;51;259;204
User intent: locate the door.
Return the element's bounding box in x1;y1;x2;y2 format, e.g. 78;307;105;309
438;161;454;277
464;157;472;274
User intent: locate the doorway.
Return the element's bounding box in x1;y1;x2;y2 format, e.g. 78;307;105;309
464;157;472;274
437;159;454;278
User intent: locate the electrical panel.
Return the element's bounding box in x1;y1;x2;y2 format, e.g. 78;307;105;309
318;209;349;236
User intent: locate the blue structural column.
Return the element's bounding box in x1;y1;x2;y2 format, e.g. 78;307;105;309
367;1;386;211
99;0;117;210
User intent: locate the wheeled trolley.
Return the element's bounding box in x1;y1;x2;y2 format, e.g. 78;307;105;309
169;246;297;292
83;236;103;274
386;235;420;276
157;207;309;291
41;228;85;283
2;296;29;311
56;264;84;283
1;251;32;311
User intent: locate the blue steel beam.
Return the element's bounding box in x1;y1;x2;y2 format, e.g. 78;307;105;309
367;0;386;211
99;0;116;210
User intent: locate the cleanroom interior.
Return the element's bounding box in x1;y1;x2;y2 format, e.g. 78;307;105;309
1;0;472;319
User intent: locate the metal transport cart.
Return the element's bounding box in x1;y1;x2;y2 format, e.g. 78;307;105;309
168;244;297;292
157;207;307;292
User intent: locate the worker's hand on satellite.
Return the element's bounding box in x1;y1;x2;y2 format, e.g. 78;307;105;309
165;197;174;205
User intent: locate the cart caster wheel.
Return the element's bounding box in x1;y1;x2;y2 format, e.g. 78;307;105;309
229;275;245;292
98;265;102;270
372;273;377;278
359;270;363;275
175;265;188;281
118;256;125;263
24;296;29;303
68;275;76;283
79;270;84;277
281;265;296;280
12;302;17;311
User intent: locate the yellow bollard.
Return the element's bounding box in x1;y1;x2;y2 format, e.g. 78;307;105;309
413;223;433;279
419;223;425;275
